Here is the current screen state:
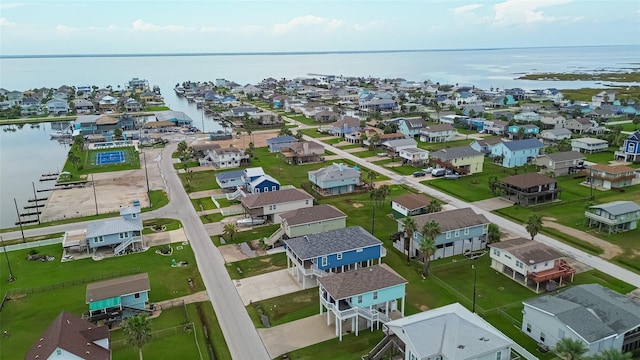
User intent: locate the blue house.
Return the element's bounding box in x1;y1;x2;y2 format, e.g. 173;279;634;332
491;138;544;168
242;167;265;187
75;114;100;135
318;264;407;341
395;208;490;260
508;124;540;139
398;118;426;137
308;163;360;195
215;169;245;190
266;135;298;153
78;204;143;255
247;174;280;194
284;226;384;288
616;131;640;162
86;273;151;321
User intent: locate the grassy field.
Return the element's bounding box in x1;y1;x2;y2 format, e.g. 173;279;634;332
212;224;280;246
0;243;204;357
286;331;385;360
519;72;640;82
142;218;182;234
227;252;287;280
61;145;141;181
561;87;640;103
299;128;327;138
247;288;319;327
606;122;639;132
178;170;220;193
191;197;216;211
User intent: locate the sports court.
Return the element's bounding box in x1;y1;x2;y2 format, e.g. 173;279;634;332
96;150;125;165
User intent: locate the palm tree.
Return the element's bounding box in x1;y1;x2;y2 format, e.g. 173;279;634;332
526;214;543;240
378;185;391;206
368;133;381;151
426;198;442;214
590;348;633;360
123;314;151;360
487;223;501;244
367;171;376;189
553;337;588;360
402;216;417;263
419;220;439;277
223;223;238;241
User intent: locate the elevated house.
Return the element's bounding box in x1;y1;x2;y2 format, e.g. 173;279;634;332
368;303;516;360
240;188;314;222
205;147;249;169
391;193;431;218
381;138;417;156
284;226;384;288
419;124;456;143
507;124;539;139
398;147;429;166
499;173;561;206
72;99;95;114
489;238;576;293
484;119;509;135
319;264;407;341
124;98;143;112
279;204;347;238
63;204;143;256
26;311;111;360
155;110;193;126
514;111;541;122
46;98;69;115
490;138;543;168
308;163;361;196
85;273;151;322
571;137;609;154
539;128;572;144
540;114;567;129
98;95;118;112
565;117;596;134
522;284;640;356
585;164;638;189
215;169;245;190
327;116;361;136
266;135;298;153
585;200;640;234
395;208;489;260
398;118;426;138
246;174;280;194
615;130;640;162
535;151;585;177
470;138;502;156
429;146;484;175
280;141;324;164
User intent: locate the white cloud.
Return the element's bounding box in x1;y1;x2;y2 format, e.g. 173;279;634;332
0;2;26;10
129;19;194;32
55;24;77;35
452;4;484;15
354;20;386;32
272;15;345;35
492;0;574;27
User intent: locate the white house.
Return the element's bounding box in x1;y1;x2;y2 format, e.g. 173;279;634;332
419;124;456;142
571;137;609;154
206;147;249;169
398;147;429;165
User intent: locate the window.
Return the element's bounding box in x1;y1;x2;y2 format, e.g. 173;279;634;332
504;254;512;260
134;293;140;299
305;200;309;205
337;253;342;260
526;323;531;333
95;236;104;243
454;230;460;237
321;257;328;266
56;349;62;356
119;232;129;239
446;232;451;239
357;295;362;303
373;291;378;300
272;185;277;191
464;228;469;235
131;213;138;219
540;332;545;342
496;351;502;360
558;329;565;338
493;249;501;256
516;260;523;268
356;248;363;253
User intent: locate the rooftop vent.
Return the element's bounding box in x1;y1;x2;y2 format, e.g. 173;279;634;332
457;345;465;349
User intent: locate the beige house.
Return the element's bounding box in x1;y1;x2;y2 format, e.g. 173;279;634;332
280;204;347;238
429;146;484;175
585;164;638;189
240;188;314;222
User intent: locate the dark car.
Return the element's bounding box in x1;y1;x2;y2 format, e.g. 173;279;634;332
413;171;426;177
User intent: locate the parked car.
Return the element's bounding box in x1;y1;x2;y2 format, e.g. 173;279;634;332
413;171;426;177
431;168;446;177
422;167;434;173
444;174;460;180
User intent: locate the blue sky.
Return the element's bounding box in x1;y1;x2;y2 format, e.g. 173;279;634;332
1;0;638;55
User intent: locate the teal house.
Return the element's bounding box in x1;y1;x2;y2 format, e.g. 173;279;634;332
508;124;540;138
86;273;151;322
308;163;361;195
318;264;407;341
490;138;543;168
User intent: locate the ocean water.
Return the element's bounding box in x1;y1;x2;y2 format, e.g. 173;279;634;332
1;45;638;228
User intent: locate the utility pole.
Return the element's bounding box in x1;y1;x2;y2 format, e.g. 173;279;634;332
1;236;16;282
13;199;26;243
143;151;150;194
91;174;98;216
472;262;478;313
371;203;376;236
32;182;41;224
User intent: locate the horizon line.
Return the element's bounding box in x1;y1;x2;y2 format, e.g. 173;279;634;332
1;44;636;60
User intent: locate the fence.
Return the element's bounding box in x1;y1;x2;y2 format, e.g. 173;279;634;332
0;293;8;312
6;268;141;299
0;237;63;253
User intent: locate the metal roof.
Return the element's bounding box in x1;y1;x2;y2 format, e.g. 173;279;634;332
283;226;381;260
430;146;482;161
589;201;640;216
500;138;543;151
318;264;406;300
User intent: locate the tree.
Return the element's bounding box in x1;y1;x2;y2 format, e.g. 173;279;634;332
73;134;85;151
487;223;501;244
419;220;440;277
177;140;188;155
247;129;253;144
279;125;292;136
367;171;376;188
590;348;633;360
633;115;640;130
553;337;588;360
526;214;543;240
123;314;151;360
517;127;526;139
378;185;391;205
223;223;238;241
359;133;368;147
402;216;417;263
68;153;81;170
368;133;381;151
113;128;123;140
488;175;499;195
468;109;476;119
426;198;442;214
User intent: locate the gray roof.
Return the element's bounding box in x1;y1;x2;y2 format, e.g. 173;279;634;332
309;163;360;182
589;201;640;216
76;114;101;124
524;284;640;342
216;169;245;181
386;303;514;359
155;110;192;122
545;151;585;163
421;124;455;133
383;138;417;148
266;135;297;144
279;204;346;226
430;146;482;161
501;139;543;151
86;216;142;238
489;238;563;264
410;208;489;233
542;128;572;136
242;188;313;208
318;264;406;300
86;273;150;303
402;118;426;129
283;226;381;260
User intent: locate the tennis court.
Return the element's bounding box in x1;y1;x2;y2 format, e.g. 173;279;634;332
96;151;125;165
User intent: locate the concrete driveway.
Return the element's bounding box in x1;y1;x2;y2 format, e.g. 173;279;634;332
234;269;303;305
257;314;336;359
471;197;514;212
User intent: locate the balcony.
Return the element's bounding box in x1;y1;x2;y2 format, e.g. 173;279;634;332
527;259;576;283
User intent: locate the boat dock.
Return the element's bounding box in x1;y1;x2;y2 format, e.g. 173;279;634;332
28;197;48;202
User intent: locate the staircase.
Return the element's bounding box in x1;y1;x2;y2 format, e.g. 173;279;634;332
264;227;286;247
122;305;153;316
114;237;135;255
362;335;402;360
226;187;245;200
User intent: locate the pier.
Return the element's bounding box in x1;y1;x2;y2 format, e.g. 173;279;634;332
15;219;39;226
28;197;48;202
23;204;45;210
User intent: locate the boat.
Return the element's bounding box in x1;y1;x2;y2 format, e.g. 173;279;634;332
236;218;266;226
50;130;73;139
174;87;185;95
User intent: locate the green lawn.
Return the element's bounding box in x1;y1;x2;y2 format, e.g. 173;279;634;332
61;145;141;182
335;143;362;150
352;149;385;158
178;170;220;193
300;128;327;138
582;148;620;164
385;164;422;176
416;138;474;151
191;197;216;211
173;160;200;169
212;224;280;246
142;218;182;234
286;330;385;360
215;197;239;209
186;301;232;360
0;243;204;357
246;288;319;328
200;213;224;224
226;252;287;279
323;137;344;145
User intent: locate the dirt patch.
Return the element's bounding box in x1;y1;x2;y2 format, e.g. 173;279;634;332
352;203;364;208
542;220;623;259
417;304;430;312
